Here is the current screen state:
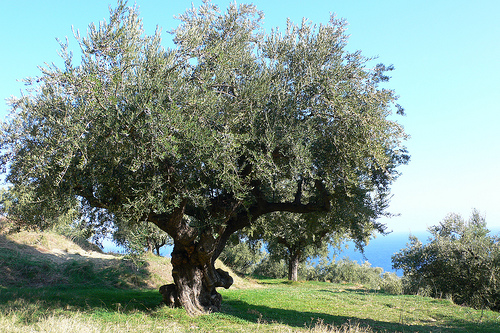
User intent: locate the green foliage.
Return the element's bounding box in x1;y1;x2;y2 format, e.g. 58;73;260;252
0;187;82;232
392;210;500;310
303;258;384;289
220;237;288;278
0;0;408;242
219;236;265;275
379;272;403;295
252;256;288;279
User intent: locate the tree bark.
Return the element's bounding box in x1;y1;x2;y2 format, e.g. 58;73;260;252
158;240;233;316
288;249;301;282
152;183;330;315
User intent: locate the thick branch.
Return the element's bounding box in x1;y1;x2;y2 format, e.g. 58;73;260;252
258;179;330;216
148;200;198;245
294;178;303;204
73;185;109;210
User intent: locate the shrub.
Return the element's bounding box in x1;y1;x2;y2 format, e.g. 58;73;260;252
253;256;287;279
219;239;265;275
379;272;403;295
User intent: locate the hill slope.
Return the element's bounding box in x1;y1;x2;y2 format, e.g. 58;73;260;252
0;220;251;290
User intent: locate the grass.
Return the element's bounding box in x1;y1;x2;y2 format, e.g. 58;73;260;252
0;281;499;332
1;225;499;332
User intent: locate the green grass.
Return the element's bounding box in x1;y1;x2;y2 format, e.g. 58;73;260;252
1;280;498;332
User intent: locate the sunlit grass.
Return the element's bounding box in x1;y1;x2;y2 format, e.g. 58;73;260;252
1;280;498;332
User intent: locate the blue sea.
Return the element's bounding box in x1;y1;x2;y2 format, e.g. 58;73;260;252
325;231;429;276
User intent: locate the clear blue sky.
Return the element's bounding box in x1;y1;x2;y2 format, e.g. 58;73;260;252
1;0;499;233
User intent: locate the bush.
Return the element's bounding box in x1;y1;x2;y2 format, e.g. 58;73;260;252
327;259;383;289
379;272;403;295
392;210;500;310
253;256;287;279
301;258;403;293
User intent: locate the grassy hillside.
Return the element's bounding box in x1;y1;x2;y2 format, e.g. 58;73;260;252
0;224;171;289
0;220;250;290
1;224;499;332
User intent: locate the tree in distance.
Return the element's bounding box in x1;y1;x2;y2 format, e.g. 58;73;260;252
251;212;347;282
113;219;173;256
0;1;408;315
392;210;500;311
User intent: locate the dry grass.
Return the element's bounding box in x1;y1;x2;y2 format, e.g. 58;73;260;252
0;311;185;333
0;223;259;290
0;310;372;333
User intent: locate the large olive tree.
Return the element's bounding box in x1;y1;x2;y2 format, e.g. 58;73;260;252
0;1;408;315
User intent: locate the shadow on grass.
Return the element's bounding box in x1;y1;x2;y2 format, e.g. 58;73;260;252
221;296;499;333
0;286;163;316
1;286;499;332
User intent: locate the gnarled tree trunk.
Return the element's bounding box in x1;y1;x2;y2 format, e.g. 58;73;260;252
153;180;331;315
159;240;233;316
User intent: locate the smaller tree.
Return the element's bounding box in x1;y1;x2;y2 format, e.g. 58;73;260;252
113;220;173;256
219;235;265;275
252;212;338;281
392;210;500;311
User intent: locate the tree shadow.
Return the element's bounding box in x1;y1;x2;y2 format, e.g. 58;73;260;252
0;286;163;316
220;296;499;333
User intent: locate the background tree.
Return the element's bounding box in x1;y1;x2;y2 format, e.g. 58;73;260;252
113;220;172;255
0;1;408;315
392;210;500;311
219;234;265;275
252;212;346;281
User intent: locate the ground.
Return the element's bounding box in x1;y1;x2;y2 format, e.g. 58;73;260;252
0;219;252;290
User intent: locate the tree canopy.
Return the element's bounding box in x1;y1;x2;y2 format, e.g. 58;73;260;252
0;1;408;315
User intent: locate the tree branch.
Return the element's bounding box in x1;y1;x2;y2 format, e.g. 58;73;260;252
73;185;109;210
294;178;303;204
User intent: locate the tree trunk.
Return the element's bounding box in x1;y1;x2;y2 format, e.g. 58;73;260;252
159;241;233;316
288;249;301;282
146;238;154;253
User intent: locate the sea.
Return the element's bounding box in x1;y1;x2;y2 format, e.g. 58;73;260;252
102;228;500;277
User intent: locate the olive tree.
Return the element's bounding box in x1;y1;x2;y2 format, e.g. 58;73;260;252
252;212;342;281
0;1;408;315
392;210;500;310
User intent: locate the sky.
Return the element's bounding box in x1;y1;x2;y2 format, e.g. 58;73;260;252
1;0;499;234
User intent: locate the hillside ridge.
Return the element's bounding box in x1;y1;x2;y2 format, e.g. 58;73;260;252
0;219;253;290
